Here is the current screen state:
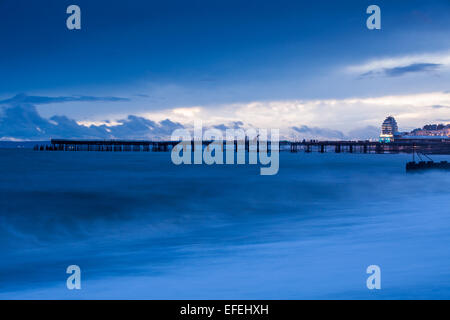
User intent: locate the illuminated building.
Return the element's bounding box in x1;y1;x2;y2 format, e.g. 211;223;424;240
379;116;399;143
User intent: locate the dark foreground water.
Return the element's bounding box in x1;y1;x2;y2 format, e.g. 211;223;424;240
0;149;450;299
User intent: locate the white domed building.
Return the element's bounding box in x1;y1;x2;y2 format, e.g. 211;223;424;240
379;116;399;143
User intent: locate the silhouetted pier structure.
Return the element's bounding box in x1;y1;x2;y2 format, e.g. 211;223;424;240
34;139;450;155
36;139;276;152
289;140;450;154
36;139;179;152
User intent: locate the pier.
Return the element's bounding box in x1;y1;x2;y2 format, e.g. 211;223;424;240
289;140;450;154
39;139;178;152
37;139;274;152
34;139;450;155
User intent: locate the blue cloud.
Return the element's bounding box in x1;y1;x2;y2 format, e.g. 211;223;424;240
359;63;442;79
0;97;183;140
347;126;380;140
0;93;129;105
213;121;244;131
384;63;441;77
431;104;450;109
291;125;345;140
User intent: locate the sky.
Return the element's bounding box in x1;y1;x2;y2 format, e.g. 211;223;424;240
0;0;449;140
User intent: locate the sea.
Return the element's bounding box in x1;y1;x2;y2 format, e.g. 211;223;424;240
0;149;450;299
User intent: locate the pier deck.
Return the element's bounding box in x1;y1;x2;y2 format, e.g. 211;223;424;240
33;139;450;154
289;140;450;154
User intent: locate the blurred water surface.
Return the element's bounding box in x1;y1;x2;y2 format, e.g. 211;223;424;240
0;149;449;299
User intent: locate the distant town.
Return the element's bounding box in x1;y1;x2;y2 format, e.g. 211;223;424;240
379;116;450;143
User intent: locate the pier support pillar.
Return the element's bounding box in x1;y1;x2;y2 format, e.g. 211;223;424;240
335;145;341;153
